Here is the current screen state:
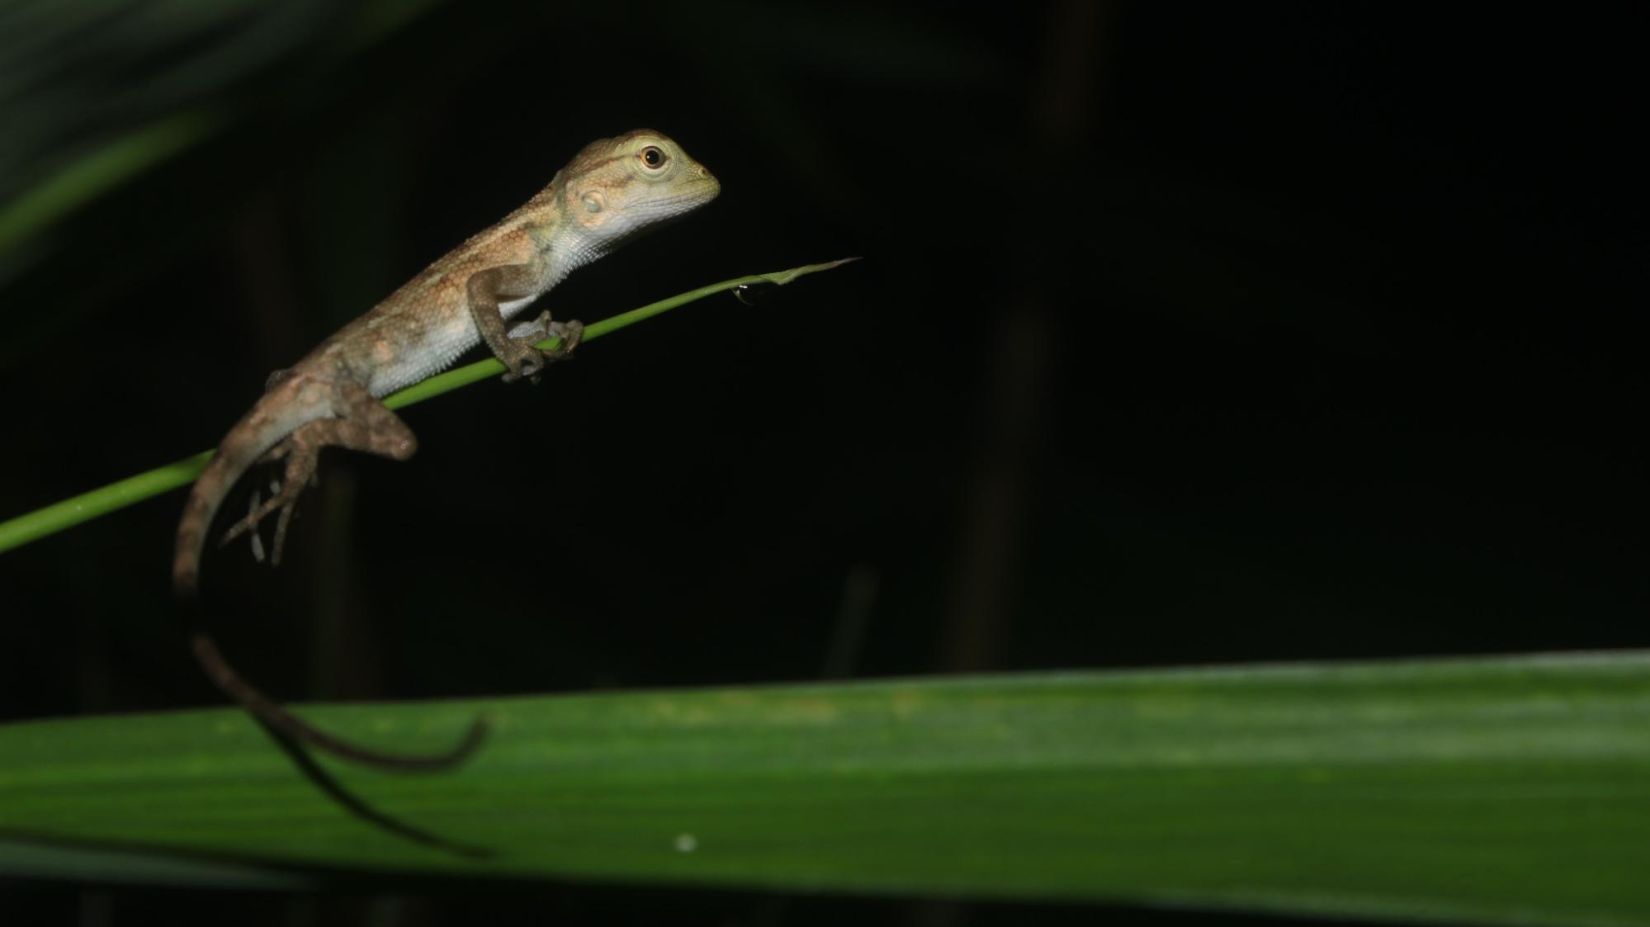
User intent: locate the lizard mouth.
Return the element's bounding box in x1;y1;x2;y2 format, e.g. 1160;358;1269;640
595;181;719;252
643;175;721;219
675;168;722;205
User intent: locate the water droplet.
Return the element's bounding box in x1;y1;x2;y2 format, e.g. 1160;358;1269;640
733;282;776;306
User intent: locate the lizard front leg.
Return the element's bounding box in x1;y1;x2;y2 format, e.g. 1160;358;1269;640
466;263;582;383
220;381;417;565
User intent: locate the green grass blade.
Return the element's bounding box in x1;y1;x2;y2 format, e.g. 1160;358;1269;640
2;652;1647;925
0;258;856;556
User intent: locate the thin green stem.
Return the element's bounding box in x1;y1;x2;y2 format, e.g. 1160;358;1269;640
0;258;856;556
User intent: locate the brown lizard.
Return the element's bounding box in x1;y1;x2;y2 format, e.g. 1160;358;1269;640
174;129;720;769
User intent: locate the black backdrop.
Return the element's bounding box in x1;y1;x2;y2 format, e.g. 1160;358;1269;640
1;3;1644;924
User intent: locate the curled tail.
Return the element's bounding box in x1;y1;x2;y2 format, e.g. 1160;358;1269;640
174;376;486;771
189;626;488;770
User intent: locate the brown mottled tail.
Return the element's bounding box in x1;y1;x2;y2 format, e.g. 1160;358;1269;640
190;630;487;770
174;379;486;771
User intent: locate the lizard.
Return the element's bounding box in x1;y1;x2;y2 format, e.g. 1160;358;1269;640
173;129;720;769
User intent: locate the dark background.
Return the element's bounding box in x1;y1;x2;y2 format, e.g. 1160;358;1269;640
1;2;1644;924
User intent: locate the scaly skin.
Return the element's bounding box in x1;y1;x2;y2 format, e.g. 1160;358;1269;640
172;130;719;769
175;129;719;594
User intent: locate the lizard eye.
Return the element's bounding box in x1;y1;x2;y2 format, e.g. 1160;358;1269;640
639;146;667;170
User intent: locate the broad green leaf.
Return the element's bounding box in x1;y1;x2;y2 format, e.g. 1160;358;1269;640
2;652;1647;926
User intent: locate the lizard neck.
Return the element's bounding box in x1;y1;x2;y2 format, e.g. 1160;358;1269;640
522;193;602;286
543;225;605;282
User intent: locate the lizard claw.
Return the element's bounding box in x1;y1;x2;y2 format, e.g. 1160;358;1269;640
246;486;267;563
220;452;316;565
220;487;301;565
499;342;547;385
499;313;583;384
547;318;584;357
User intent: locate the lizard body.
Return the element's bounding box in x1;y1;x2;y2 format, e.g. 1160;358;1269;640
172;130;719;767
175;129;718;593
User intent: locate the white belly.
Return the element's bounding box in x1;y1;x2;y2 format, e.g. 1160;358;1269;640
365;293;543;397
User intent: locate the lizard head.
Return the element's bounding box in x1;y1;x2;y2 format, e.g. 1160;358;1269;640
560;129;720;250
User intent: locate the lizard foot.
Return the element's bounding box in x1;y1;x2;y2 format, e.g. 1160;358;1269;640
220;480;304;566
498;339;547;385
500;313;583;384
544;317;584;358
220;446;319;566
